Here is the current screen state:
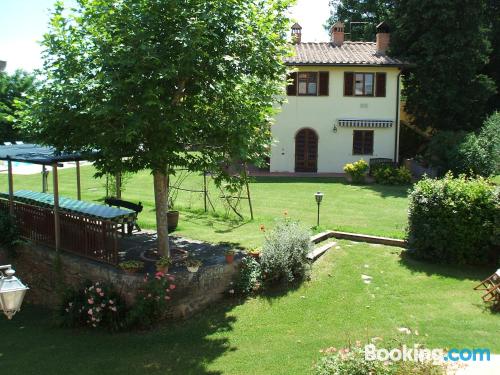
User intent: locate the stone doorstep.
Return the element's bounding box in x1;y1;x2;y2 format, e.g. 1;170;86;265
307;242;337;261
310;230;406;248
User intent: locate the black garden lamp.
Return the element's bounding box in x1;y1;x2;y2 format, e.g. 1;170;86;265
314;191;324;227
0;265;29;320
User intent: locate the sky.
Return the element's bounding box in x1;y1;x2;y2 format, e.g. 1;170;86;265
0;0;331;74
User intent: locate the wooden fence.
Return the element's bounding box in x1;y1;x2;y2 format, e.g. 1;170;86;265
0;199;119;265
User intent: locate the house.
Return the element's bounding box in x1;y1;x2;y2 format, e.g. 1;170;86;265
270;22;405;174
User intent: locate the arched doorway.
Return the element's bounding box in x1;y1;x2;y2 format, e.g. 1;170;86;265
295;128;318;172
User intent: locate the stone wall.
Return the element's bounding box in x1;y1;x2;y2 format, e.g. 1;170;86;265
1;242;239;319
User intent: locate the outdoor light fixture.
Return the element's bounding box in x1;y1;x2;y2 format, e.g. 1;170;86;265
332;124;338;133
0;265;29;320
314;192;324;227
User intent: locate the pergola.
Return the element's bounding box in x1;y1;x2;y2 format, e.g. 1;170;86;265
0;144;131;263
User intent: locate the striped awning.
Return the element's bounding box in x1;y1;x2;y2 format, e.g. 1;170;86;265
338;119;394;128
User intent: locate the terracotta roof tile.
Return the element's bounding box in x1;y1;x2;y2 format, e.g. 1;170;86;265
285;42;404;66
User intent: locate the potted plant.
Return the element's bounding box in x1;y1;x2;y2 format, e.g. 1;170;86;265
118;260;143;274
225;249;236;264
156;256;172;273
247;248;261;260
185;258;202;273
343;159;369;184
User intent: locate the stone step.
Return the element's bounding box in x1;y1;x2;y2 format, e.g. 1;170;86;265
310;230;335;244
307;241;337;261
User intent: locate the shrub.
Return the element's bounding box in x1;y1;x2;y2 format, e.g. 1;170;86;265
127;271;176;328
372;165;412;185
60;281;127;332
343;159;369;183
234;256;262;295
0;209;21;251
260;219;311;284
407;174;499;265
425;130;467;176
313;344;444;375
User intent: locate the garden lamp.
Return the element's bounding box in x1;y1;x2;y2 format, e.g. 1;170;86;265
0;265;29;320
314;192;324;227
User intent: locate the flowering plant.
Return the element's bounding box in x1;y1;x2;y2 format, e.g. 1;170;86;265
127;272;176;328
156;256;172;268
60;281;127;331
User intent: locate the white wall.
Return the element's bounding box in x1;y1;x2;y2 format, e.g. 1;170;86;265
271;66;401;173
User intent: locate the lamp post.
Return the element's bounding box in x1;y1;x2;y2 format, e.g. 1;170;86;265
0;265;29;320
314;191;324;227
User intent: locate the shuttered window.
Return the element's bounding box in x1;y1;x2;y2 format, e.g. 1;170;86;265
376;73;386;97
318;71;329;96
353;130;374;155
298;72;318;95
344;72;354;96
287;72;297;96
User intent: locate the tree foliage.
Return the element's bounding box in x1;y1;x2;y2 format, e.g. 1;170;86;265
325;0;395;41
391;0;496;131
21;0;294;255
0;70;35;142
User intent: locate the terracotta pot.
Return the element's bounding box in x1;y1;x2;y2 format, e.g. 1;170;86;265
225;254;235;264
167;210;179;231
248;252;260;260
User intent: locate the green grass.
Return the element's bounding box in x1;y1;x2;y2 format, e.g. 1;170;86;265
0;165;409;247
1;241;498;374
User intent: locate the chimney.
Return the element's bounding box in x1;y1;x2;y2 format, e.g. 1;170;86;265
376;21;391;55
291;23;302;44
330;21;345;47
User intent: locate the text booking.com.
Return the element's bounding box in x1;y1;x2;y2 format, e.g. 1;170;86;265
365;344;491;362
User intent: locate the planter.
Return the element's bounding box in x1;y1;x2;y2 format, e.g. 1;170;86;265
248;252;260;260
167;210;179;231
187;265;200;273
225;254;235;264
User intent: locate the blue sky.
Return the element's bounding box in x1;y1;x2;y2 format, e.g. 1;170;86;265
0;0;331;73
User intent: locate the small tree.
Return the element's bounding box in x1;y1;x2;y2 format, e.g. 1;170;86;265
22;0;294;256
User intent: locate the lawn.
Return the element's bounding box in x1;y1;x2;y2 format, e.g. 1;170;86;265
0;241;498;374
0;165;410;247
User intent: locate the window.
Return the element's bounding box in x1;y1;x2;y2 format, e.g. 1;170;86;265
287;72;329;96
353;130;374;155
344;72;386;97
298;72;318;95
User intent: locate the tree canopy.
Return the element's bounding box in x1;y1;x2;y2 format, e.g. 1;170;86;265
23;0;294;255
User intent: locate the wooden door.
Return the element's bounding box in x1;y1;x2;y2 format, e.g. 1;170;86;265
295;128;318;172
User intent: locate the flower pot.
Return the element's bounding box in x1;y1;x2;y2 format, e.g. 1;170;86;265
156;265;169;273
167;210;179;231
187;265;200;273
225;254;235;264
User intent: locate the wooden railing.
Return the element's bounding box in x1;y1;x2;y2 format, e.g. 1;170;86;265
0;199;119;265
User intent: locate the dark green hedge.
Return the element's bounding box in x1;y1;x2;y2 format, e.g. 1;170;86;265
407;174;499;265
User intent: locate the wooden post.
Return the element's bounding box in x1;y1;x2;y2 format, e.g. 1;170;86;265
52;163;60;252
76;161;81;200
153;168;170;257
115;172;122;199
243;164;254;220
203;172;207;213
7;159;14;217
42;165;48;193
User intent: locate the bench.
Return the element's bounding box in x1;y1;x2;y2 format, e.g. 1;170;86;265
104;197;143;234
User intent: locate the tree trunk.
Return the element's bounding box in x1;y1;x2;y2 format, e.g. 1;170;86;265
153;168;170;257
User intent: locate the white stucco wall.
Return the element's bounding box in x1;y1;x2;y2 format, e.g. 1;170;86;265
270;66;401;173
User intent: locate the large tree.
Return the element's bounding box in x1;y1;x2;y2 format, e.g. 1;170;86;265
0;70;35;142
391;0;496;131
325;0;395;41
22;0;293;256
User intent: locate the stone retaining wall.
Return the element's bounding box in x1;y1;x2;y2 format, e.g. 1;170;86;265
1;242;239;319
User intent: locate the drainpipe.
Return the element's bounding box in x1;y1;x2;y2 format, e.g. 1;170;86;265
394;70;402;163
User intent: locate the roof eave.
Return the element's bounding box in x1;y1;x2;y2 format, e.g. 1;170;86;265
285;62;406;68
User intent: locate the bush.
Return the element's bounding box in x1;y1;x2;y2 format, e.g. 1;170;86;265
233;256;262;295
425;130;467;176
60;281;127;332
343;159;369;183
0;209;20;250
407;174;499;265
260;219;311;284
372;165;412;185
314;344;444;375
126;271;176;328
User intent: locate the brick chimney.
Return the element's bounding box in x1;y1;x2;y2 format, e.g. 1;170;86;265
330;21;345;47
376;21;391;55
291;23;302;44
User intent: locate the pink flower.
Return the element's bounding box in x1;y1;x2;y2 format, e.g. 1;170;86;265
87;298;94;305
155;271;164;278
167;276;175;281
110;306;117;312
96;288;102;293
109;300;114;305
169;284;176;290
99;292;104;297
164;296;171;300
88;309;93;315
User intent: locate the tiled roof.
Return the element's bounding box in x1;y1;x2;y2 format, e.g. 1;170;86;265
285;42;404;66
